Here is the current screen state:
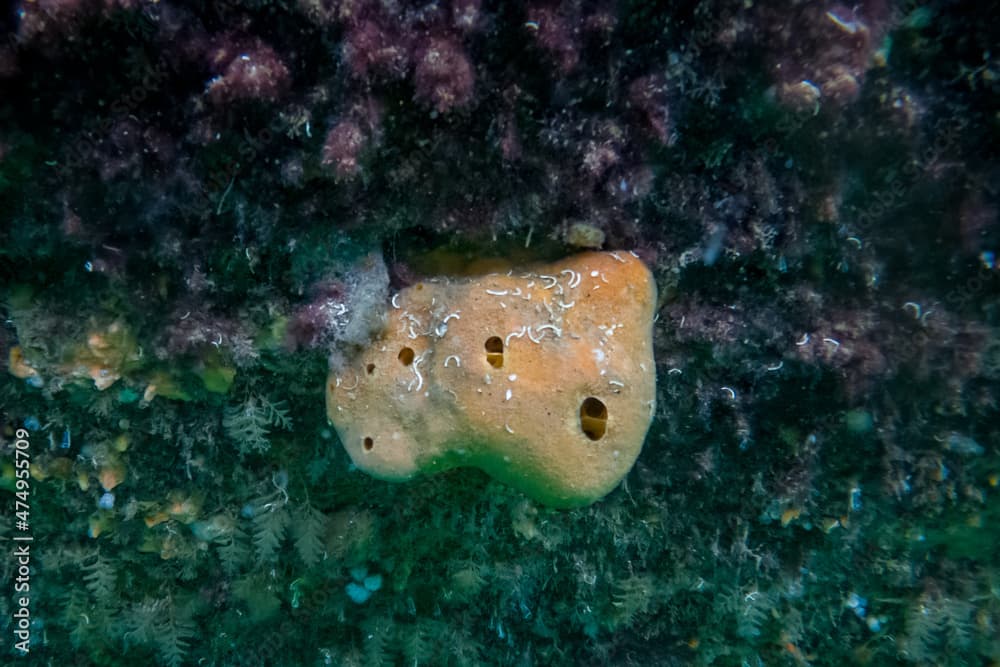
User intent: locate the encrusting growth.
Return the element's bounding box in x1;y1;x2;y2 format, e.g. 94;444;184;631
326;251;657;507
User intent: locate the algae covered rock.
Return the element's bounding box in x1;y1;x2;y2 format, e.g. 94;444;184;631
326;251;657;507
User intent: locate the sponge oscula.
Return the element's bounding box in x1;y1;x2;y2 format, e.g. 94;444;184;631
326;251;657;507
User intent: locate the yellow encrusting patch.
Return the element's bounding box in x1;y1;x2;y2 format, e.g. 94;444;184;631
326;251;658;507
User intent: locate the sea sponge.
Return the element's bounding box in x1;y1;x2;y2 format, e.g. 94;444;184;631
326;251;657;507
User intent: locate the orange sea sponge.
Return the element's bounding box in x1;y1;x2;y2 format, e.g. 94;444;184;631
326;251;657;507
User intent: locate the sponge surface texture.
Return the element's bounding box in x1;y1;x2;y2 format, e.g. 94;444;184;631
326;251;657;507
